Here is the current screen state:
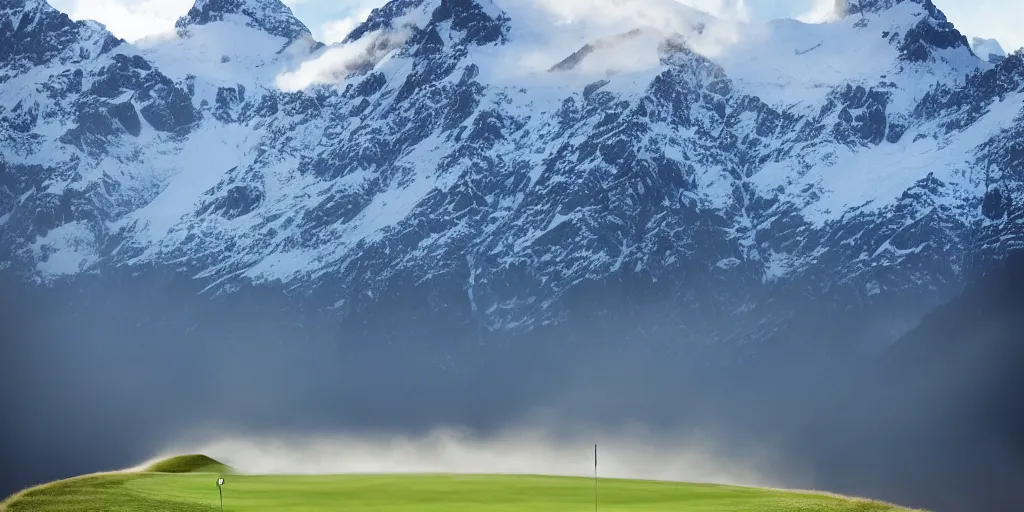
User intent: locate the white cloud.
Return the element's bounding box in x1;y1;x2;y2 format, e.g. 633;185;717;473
319;2;378;44
44;0;1024;58
795;0;842;23
47;0;385;44
519;0;754;66
49;0;192;42
320;19;359;44
157;427;782;488
530;0;750;28
275;27;410;91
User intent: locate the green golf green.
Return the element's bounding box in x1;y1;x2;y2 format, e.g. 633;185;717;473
1;455;926;512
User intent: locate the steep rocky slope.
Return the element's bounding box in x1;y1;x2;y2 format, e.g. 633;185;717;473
1;0;1022;351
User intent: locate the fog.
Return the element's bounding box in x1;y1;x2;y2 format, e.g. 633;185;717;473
155;427;782;487
1;257;1022;512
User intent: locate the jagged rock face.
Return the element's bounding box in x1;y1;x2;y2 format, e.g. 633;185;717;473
175;0;311;41
848;0;939;17
1;0;1022;354
841;0;971;62
344;0;426;43
0;0;121;82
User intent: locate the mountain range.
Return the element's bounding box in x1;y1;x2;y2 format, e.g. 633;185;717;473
2;0;1024;509
2;0;1021;355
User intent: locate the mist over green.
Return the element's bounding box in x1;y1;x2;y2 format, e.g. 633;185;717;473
1;455;924;512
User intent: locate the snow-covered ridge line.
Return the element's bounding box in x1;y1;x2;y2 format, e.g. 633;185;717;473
1;0;1021;342
175;0;313;42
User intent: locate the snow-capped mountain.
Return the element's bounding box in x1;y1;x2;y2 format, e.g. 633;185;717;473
970;36;1006;64
175;0;314;42
1;0;1022;353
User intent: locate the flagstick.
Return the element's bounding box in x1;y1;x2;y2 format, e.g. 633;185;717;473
216;477;225;512
594;444;598;512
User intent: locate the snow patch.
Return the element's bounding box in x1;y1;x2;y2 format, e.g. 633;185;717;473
118;122;258;252
971;37;1006;62
31;221;99;276
134;19;317;90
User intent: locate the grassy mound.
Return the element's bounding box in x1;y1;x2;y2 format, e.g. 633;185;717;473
145;455;231;474
1;473;926;512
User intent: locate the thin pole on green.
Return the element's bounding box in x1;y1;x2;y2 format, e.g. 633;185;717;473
217;477;225;512
594;444;598;512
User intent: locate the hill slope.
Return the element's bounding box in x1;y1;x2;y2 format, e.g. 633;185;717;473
145;455;232;474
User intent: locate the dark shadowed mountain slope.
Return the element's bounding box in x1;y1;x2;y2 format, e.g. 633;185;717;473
792;251;1024;512
1;0;1021;352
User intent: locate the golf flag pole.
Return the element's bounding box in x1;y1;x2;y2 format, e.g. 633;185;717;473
594;444;598;512
216;477;225;512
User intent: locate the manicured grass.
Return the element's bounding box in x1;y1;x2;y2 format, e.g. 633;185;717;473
2;456;926;512
0;474;216;512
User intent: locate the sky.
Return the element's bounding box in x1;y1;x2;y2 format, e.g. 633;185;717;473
45;0;1024;52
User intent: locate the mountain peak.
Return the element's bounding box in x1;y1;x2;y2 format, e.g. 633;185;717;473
837;0;971;63
343;0;508;47
1;0;68;21
840;0;939;17
971;37;1006;64
1;0;121;77
428;0;509;46
1;0;48;12
344;0;427;44
174;0;312;42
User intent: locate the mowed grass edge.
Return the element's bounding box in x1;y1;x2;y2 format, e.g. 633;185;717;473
1;455;929;512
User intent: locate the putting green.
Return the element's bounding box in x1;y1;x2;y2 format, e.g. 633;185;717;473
1;455;926;512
